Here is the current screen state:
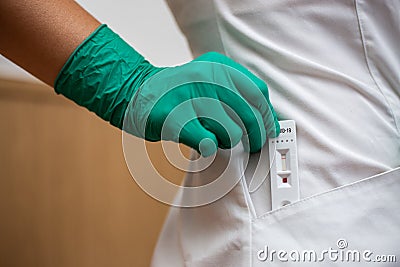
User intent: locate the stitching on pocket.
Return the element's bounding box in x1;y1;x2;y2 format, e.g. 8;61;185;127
353;0;400;133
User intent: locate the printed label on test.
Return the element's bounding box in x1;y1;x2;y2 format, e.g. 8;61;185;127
268;120;299;210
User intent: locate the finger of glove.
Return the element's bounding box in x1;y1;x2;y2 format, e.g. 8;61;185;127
242;106;267;153
193;52;265;90
248;78;280;138
227;72;279;138
217;90;267;152
194;52;280;137
178;119;218;157
194;100;243;150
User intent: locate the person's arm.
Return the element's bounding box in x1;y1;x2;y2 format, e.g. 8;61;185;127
0;0;100;86
0;0;279;156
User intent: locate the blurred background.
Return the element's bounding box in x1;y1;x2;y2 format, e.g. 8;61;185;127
0;1;192;266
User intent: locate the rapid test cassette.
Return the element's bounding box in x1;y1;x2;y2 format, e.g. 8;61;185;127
269;120;299;210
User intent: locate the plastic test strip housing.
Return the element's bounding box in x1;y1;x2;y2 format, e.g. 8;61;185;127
269;120;299;210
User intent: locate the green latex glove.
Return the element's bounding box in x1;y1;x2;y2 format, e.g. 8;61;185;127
55;25;279;157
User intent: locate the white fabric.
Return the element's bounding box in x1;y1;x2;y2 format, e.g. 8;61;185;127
152;0;400;266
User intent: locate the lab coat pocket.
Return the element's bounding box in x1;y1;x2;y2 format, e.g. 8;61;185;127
251;167;400;266
152;144;254;267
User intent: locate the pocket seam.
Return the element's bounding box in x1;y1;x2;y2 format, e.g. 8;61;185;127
353;0;400;133
254;167;400;221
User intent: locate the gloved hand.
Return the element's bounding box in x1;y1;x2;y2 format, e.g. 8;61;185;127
55;25;279;157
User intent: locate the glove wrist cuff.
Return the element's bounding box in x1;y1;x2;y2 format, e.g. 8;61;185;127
54;24;157;128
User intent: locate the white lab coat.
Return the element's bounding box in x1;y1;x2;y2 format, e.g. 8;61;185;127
151;0;400;266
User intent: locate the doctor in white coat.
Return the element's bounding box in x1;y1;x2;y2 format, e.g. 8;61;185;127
151;0;400;266
0;0;399;266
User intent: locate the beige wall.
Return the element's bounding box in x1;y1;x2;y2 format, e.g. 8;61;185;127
0;79;185;267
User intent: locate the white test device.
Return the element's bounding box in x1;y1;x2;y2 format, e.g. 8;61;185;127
268;120;299;209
